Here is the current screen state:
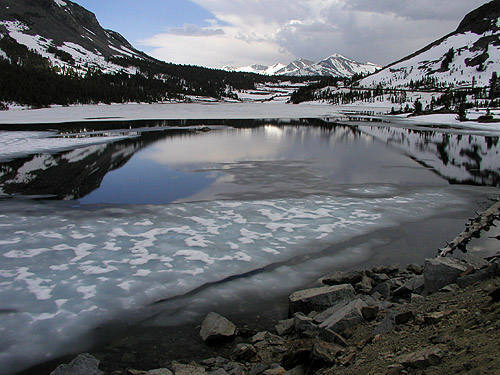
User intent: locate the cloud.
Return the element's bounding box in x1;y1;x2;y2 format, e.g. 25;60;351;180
167;24;224;37
140;0;492;68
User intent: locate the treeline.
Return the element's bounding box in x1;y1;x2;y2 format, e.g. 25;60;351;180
0;33;309;108
289;77;345;104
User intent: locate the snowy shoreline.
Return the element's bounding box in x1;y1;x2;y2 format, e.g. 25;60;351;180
1;102;499;134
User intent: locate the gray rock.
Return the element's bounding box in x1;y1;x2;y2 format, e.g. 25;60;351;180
321;270;364;286
293;313;318;333
148;370;174;375
248;363;268;375
397;347;443;369
371;281;391;299
251;331;285;346
50;353;103;375
373;311;396;335
275;318;294;336
318;327;348;347
200;312;236;343
233;343;256;361
371;265;400;276
424;257;468;293
406;264;423;275
289;284;355;314
456;263;497;288
313;299;351;324
223;361;245;375
311;340;343;366
449;252;489;269
319;298;367;333
171;362;206;375
370;273;390;283
393;275;424;298
355;275;373;294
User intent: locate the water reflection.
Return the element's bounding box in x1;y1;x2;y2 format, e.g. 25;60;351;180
0;122;498;204
359;126;500;186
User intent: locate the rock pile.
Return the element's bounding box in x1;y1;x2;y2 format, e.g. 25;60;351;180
51;252;499;375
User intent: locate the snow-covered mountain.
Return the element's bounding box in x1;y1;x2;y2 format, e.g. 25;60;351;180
360;0;499;88
0;0;153;74
224;54;381;77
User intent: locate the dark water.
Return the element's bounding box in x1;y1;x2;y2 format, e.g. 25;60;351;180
1;120;498;204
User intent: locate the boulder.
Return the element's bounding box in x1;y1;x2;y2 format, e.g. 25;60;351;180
275;318;294;336
50;354;103;375
207;370;229;375
321;270;364;286
371;265;400;276
294;313;318;333
171;362;206;375
281;339;313;370
406;264;423;275
449;252;489;269
310;339;344;367
369;272;390;283
200;312;236;343
397;347;443;369
457;263;497;288
371;281;391;299
289;284;355;314
354;275;373;294
262;367;286;375
424;257;467;293
393;276;424;298
318;327;348;347
319;299;366;333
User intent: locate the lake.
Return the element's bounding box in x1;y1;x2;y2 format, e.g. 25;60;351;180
0;119;498;374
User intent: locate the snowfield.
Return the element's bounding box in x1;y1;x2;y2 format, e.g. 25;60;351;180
1;102;500;133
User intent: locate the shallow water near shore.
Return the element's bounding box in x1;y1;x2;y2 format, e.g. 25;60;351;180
0;120;498;374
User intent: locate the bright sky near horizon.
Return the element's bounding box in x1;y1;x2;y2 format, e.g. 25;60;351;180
73;0;490;68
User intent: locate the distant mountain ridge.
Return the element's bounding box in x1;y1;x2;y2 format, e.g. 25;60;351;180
359;0;499;88
224;54;381;77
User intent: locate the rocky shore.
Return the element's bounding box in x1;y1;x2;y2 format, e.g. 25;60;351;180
49;206;500;375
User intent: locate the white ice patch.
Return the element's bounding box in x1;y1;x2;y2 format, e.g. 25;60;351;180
0;131;135;162
0;189;470;374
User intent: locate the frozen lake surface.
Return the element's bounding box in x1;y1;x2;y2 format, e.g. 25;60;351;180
0;120;498;374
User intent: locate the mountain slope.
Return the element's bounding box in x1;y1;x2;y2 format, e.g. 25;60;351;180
0;0;153;74
359;0;499;88
224;54;380;78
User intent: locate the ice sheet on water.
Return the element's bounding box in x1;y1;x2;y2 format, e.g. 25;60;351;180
0;131;135;161
0;188;467;373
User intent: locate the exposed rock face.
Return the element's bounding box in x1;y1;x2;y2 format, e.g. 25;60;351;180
424;257;468;293
50;353;103;375
200;312;237;343
288;284;355;315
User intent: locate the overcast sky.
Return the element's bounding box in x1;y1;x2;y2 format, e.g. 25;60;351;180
74;0;490;67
